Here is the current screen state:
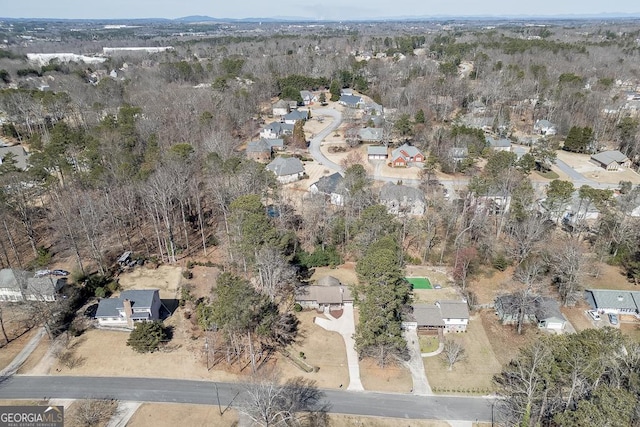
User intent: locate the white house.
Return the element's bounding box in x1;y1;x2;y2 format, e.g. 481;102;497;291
486;136;512;152
379;182;426;216
300;90;317;106
410;300;469;333
533;119;557;136
260;122;294;139
309;173;346;206
272;99;290;117
0;269;65;302
95;289;162;329
585;289;640;315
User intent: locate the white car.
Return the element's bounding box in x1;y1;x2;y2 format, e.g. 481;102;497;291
587;310;601;321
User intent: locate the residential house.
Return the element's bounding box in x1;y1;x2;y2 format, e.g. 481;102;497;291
538;192;600;226
367;145;388;160
533;119;558;136
272;99;290;117
0;269;65;302
390;143;425;167
486;136;512;152
358;127;384;143
513;146;527;160
590;150;631;171
495;295;567;331
410;300;469;333
585;289;640;315
260;122;294;139
362;114;384;127
295;276;353;310
379;182;426;216
246;138;285;162
309;172;346;206
283;110;309;125
468;100;487;115
338;94;365;109
458;116;494;133
95;289;163;329
300;90;317;106
0;145;30;170
340;88;353;96
365;102;384;115
449;147;469;162
266;156;305;183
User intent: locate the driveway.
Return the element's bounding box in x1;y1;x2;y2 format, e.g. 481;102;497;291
402;328;432;396
0;327;46;377
307;108;344;173
314;304;364;391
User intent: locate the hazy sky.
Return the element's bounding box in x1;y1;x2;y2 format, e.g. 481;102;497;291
2;0;639;20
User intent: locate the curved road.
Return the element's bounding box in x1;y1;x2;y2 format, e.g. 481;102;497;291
0;376;494;422
308;108;344;173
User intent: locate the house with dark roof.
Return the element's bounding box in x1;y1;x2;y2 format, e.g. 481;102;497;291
338;94;365;108
0;269;65;302
260;122;294;139
390;143;425;167
95;289;162;329
409;300;469;333
295;276;353;310
283;110;309;125
266;156;305;183
495;295;567;331
309;172;346;206
379;182;426;216
0;145;30;170
246;138;285;162
590;150;631;171
585;289;640;315
358;127;383;143
367;145;388;160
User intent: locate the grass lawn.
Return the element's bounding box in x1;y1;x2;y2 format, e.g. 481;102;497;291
535;170;559;179
406;277;432;289
419;336;440;353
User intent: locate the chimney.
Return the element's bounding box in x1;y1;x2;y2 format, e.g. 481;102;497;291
123;299;134;329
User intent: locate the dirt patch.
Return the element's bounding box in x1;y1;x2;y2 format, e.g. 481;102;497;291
583;262;634;290
359;358;413;393
424;314;503;394
309;263;358;285
183;265;221;299
277;310;349;389
467;267;515;306
620;322;640;341
561;302;596;332
127;403;238;427
479;310;538;366
117;265;183;299
414;288;461;304
330;415;452;427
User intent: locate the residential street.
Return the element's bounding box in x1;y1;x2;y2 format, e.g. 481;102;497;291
0;376;494;422
307;108;344;173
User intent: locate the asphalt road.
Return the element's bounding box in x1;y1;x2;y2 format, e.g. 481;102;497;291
307;108;344;173
0;376;494;422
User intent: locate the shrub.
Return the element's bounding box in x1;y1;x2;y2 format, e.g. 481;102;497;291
492;254;510;271
293;303;303;312
94;287;106;298
126;321;168;353
296;246;342;268
182;270;193;280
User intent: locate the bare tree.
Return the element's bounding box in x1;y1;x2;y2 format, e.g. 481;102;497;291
546;238;588;306
441;338;466;371
255;246;297;303
72;399;118;427
509;259;546;335
239;371;330;427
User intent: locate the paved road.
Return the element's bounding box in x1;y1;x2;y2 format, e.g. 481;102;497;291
0;376;494;421
308;109;344;173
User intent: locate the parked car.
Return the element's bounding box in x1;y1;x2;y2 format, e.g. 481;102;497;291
608;313;619;325
34;270;51;277
52;269;70;276
587;310;601;321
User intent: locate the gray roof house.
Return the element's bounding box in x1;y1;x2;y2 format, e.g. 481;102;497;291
272;99;291;117
495;294;567;331
295;276;353;309
449;147;469;162
0;269;64;302
533;119;557;136
0;145;30;170
266;156;305;183
410;300;469;333
246;138;284;162
486;137;512;152
283;110;309;125
95;289;162;329
309;172;346;206
379;182;426;216
338;94;365;108
367;145;388;160
590;150;631;171
390;143;425;167
300;90;317;105
585;289;640;315
358;127;384;143
260;122;294;139
362;114;384;127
